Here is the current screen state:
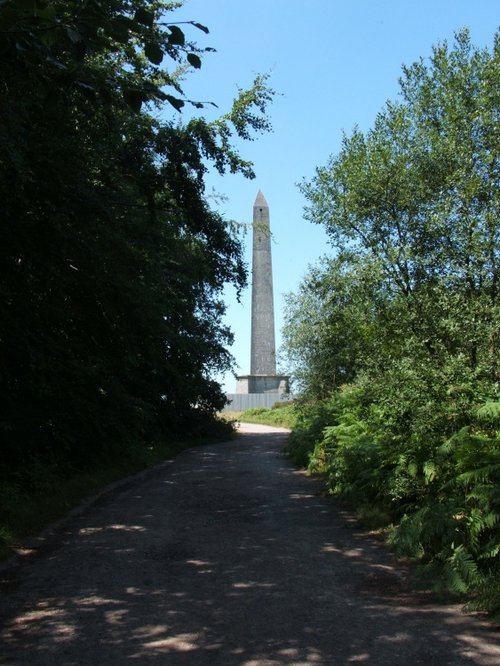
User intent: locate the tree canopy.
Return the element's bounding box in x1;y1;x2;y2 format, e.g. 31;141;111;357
287;29;499;399
283;30;500;617
0;0;274;469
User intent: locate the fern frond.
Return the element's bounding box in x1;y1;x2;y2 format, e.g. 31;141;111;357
465;570;500;619
457;464;500;486
477;401;500;423
439;426;472;454
478;539;500;560
445;544;482;593
423;460;438;484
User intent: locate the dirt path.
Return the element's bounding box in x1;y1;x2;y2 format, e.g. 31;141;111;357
1;424;499;665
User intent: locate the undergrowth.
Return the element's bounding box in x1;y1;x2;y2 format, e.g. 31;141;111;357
285;388;500;620
237;401;299;429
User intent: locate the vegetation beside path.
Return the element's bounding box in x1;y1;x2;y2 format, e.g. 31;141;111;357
1;0;497;629
239;400;500;622
279;32;499;620
224;402;299;430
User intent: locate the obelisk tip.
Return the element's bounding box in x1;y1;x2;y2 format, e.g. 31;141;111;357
254;190;268;207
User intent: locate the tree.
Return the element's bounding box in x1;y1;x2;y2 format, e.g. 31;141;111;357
298;29;499;388
282;253;384;398
285;30;500;616
0;0;275;469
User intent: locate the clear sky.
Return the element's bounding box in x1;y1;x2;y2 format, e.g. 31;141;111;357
171;0;499;393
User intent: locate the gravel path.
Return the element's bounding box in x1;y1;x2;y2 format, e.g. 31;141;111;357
1;423;499;665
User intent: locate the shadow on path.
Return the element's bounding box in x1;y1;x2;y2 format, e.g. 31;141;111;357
1;426;499;665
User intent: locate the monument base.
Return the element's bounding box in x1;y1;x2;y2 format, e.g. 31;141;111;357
223;374;290;412
236;374;289;395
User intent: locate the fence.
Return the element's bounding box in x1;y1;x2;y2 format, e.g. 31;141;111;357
223;392;290;412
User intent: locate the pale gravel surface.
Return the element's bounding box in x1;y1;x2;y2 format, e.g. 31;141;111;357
0;423;499;665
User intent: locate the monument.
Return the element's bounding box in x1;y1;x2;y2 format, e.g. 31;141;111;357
226;191;289;410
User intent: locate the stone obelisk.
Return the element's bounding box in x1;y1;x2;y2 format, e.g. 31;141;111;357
251;190;276;375
234;191;288;399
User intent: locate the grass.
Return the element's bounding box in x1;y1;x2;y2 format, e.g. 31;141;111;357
225;402;299;430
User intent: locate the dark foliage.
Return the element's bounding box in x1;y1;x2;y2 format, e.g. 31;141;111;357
0;1;273;474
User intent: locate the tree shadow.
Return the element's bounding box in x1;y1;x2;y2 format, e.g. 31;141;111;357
1;430;499;665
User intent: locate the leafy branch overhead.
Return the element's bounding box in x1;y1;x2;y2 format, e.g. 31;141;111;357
0;0;215;111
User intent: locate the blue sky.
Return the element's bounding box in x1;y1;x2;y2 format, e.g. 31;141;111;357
172;0;499;393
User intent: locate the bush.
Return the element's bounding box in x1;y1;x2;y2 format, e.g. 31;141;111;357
286;386;500;618
239;402;299;429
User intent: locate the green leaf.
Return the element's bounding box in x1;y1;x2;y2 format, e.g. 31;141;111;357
72;40;87;61
108;17;132;44
75;80;97;92
16;0;36;12
65;27;81;44
15;39;31;52
75;80;96;100
423;460;437;483
477;402;500;422
39;29;58;48
114;16;137;31
192;22;209;34
168;25;185;46
187;53;201;69
166;95;185;112
36;4;57;20
123;89;143;113
144;42;163;65
134;8;154;27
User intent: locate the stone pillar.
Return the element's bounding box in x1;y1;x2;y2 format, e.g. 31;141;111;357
232;190;289;406
251;190;276;375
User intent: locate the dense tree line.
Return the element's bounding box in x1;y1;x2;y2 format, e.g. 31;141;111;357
283;31;499;617
0;0;273;472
